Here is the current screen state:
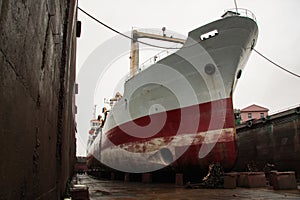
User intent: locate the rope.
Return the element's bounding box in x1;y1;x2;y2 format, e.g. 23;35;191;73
77;7;186;50
253;48;300;78
78;7;300;79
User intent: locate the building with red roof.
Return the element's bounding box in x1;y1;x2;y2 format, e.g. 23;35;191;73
240;104;269;123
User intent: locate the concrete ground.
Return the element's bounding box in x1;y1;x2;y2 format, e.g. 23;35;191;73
75;174;300;200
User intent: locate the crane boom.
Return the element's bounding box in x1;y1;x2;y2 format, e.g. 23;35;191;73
130;30;186;78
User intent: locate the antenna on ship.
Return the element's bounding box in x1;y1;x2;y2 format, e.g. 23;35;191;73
92;105;97;119
234;0;238;13
162;27;166;37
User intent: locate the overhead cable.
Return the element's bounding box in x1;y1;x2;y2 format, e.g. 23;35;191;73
77;6;185;50
78;6;300;79
253;48;300;78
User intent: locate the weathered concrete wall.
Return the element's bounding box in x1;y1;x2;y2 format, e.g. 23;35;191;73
234;109;300;178
0;0;77;199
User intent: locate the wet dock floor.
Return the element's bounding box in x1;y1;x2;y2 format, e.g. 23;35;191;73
76;174;300;200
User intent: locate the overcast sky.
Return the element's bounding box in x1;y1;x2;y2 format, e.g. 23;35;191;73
76;0;300;156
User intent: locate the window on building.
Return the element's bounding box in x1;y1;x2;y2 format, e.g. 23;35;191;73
93;122;99;126
260;113;264;118
248;113;252;119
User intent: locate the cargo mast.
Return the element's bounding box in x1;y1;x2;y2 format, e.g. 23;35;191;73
130;29;186;77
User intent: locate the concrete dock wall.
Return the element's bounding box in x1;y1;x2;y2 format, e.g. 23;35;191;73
234;108;300;177
0;0;77;199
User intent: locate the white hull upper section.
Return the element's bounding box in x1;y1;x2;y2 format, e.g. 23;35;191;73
102;15;258;134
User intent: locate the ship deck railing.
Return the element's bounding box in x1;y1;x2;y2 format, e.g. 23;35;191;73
125;43;183;81
223;8;257;22
139;45;181;70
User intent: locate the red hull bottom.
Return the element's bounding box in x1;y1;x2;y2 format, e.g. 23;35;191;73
174;131;237;171
88;98;237;173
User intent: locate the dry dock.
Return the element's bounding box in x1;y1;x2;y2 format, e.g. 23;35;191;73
0;0;78;199
74;174;300;200
235;106;300;177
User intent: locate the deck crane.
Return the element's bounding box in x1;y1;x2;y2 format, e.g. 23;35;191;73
130;28;186;77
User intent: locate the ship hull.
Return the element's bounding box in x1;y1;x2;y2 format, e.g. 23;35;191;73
88;14;258;173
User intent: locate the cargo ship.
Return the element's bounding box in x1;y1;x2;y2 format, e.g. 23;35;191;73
87;8;259;173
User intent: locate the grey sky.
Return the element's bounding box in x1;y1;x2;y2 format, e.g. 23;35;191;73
76;0;300;156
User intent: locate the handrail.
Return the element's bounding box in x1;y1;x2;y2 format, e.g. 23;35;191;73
139;47;177;70
223;8;256;22
125;42;183;81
